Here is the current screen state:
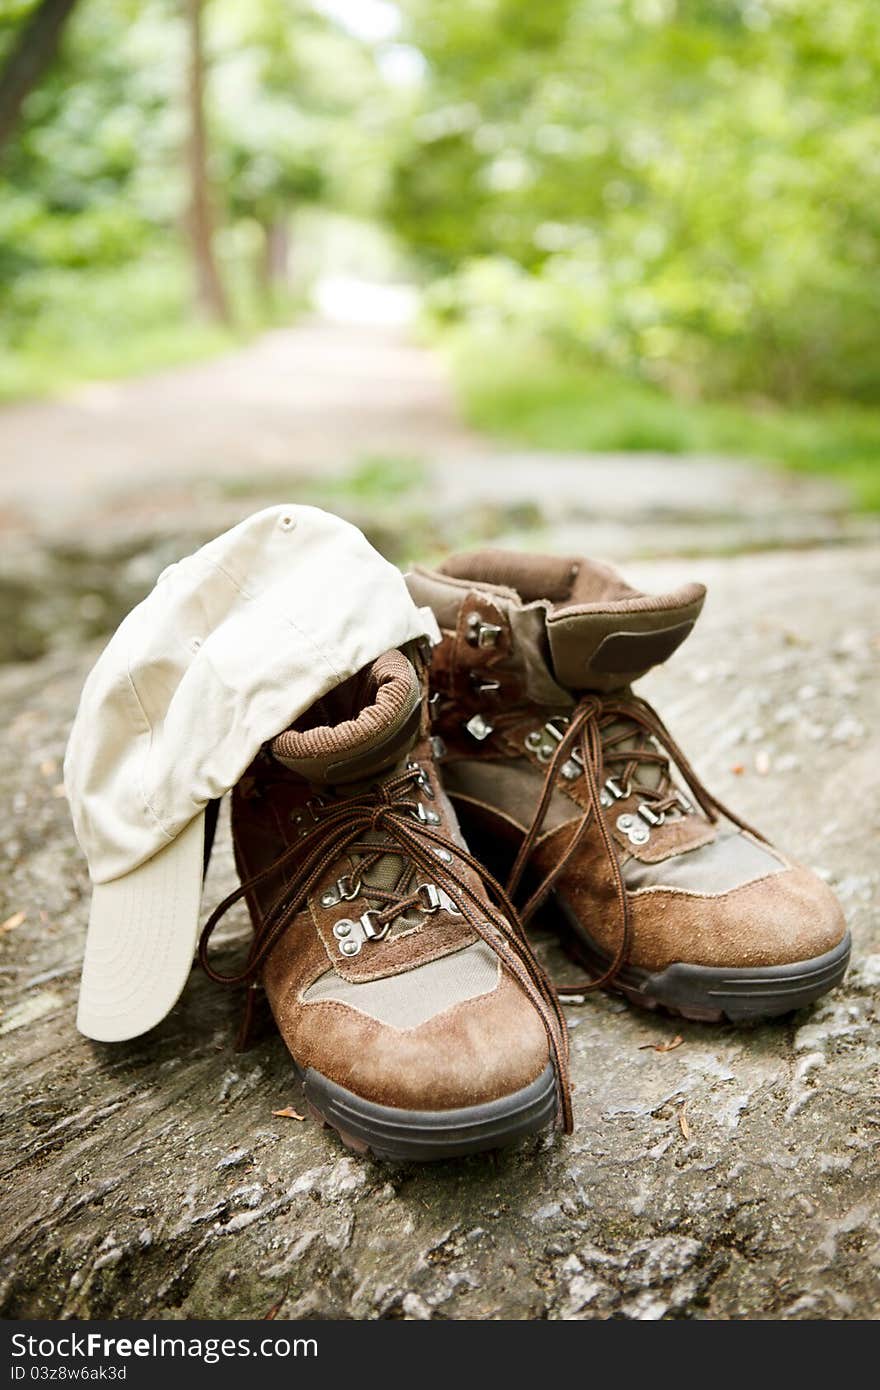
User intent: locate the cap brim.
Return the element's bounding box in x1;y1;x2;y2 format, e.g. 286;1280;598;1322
76;810;206;1042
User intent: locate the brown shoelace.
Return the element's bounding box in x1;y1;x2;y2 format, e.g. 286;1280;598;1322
199;762;573;1132
502;694;765;999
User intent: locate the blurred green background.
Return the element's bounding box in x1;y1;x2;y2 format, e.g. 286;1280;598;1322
2;0;880;506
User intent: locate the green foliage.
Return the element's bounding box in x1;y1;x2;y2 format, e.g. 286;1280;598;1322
210;1;389;225
392;0;880;405
326;454;428;502
0;247;276;400
0;0;389;391
451;329;880;509
4;0;880;512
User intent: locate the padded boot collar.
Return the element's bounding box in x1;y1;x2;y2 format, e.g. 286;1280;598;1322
545;587;705;692
272;649;422;784
410;550;706;694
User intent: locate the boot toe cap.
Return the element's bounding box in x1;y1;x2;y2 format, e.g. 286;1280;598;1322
630;861;848;970
286;962;551;1113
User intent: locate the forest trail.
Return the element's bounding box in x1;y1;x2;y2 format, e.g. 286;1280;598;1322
0;318;479;532
0;313;872;557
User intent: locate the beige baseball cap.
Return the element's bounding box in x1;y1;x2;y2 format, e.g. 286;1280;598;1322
64;504;438;1042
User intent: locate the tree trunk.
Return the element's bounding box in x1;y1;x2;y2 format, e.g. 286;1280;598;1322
258;216;291;306
0;0;80;157
184;0;229;324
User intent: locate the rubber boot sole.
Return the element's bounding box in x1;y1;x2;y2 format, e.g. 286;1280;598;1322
449;794;850;1023
296;1061;558;1162
557;894;851;1022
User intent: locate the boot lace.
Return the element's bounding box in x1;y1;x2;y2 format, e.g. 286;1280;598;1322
502;694;765;998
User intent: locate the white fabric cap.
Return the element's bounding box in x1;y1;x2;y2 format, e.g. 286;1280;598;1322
65;504;438;1042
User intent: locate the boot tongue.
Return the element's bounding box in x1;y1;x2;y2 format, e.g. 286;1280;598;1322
271;649;422;785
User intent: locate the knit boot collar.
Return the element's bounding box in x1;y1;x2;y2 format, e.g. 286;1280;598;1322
272;649;422;784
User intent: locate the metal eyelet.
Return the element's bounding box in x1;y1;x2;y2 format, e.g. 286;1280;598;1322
526;716;571;763
417;883;461;916
465;613;503;648
638;803;665;827
560;744;583;780
321;874;361;909
604;777;631;801
339;938;361;957
333;919;355;940
407;760;435;799
412;803;441;825
465;712;494;741
616;812;650;847
470;673;501;694
360;909;391;942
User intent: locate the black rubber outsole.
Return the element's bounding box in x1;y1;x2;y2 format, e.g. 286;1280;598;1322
297;1061;558;1162
557;894;852;1022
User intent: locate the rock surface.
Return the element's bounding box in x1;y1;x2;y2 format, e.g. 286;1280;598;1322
1;544;877;1321
1;318;877;1320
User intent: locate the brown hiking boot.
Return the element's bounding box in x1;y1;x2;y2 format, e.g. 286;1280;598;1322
199;642;571;1160
407;552;850;1022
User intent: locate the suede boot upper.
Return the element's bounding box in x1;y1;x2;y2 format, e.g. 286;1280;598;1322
200;642;572;1127
407;551;847;1002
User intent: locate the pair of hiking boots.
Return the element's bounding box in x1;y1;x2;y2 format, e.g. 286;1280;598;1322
200;549;849;1161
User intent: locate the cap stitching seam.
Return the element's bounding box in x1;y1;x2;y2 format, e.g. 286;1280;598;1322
126;553;346;843
205;556;344;683
125;657;175;842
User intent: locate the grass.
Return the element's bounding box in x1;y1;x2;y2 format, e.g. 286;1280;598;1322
217;454;428;504
448;332;880;511
0;322;241;402
0;247;302;403
214;453;542;568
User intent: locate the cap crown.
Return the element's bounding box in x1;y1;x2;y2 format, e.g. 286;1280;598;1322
65;505;434;883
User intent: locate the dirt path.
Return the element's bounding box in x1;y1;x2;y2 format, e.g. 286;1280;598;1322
0;316;872;556
0;320;481;531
